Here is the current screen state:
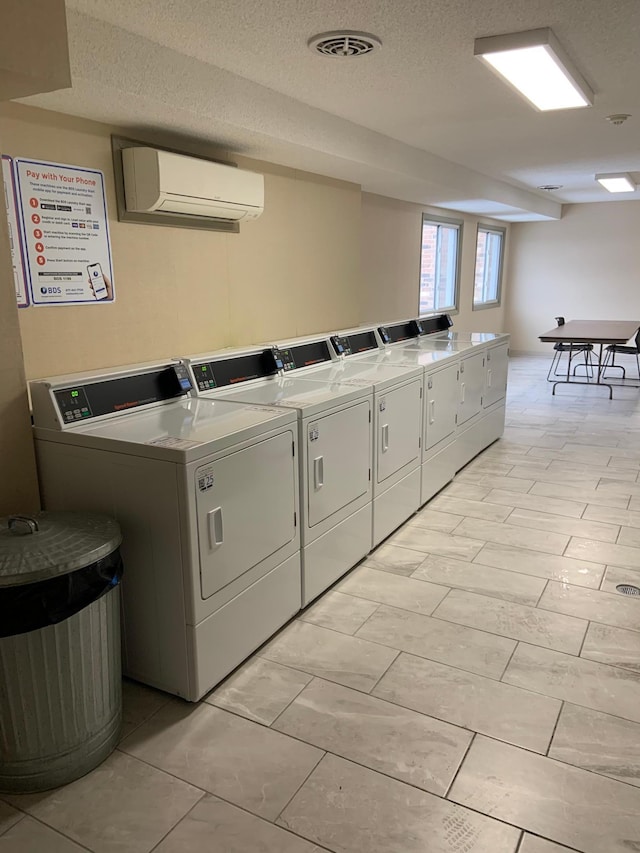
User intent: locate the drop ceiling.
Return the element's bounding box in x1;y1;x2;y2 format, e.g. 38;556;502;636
17;0;640;221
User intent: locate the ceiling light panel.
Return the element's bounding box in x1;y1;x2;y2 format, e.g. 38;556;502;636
474;28;593;111
595;173;636;193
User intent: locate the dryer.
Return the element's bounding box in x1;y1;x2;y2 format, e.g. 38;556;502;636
181;340;373;606
30;360;301;701
283;354;424;547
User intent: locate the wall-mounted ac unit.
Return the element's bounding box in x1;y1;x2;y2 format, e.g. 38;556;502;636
121;147;264;222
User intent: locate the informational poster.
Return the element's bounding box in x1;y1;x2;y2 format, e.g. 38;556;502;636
1;155;29;307
15;158;115;306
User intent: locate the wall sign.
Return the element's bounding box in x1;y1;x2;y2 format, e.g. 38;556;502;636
1;156;29;307
15;158;115;306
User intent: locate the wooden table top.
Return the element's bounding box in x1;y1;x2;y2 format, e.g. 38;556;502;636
539;320;640;344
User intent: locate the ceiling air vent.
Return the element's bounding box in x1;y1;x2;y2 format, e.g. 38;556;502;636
308;31;382;58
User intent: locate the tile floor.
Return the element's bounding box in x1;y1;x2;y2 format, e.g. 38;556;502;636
4;355;640;852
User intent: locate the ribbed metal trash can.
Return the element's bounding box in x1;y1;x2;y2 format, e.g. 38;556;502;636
0;512;123;793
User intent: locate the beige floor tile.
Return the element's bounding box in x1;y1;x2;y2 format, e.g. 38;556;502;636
485;489;586;518
337;566;448;615
441;481;492;500
597;478;640;498
433;589;587;654
618;525;640;547
362;543;426;576
391;526;485;560
506;507;619;543
0;817;86;852
120;702;321;820
455;517;569;555
519;836;575;853
356;604;515;679
581;621;640;673
599;564;640;594
533;481;630;509
273;678;472;795
462;460;516;476
584;503;640;527
412;554;546;605
279;754;520;853
410;507;464;532
548;461;637;483
6;751;203;853
298;590;379;635
260;620;398;692
120;679;171;741
549;703;640;788
0;802;22;838
503;643;640;724
154;795;321;853
510;466;600;487
373;652;560;753
429;494;512;522
204;657;312;724
538;580;640;631
629;496;640;512
449;735;640;853
474;542;604;587
471;474;536;493
565;537;640;571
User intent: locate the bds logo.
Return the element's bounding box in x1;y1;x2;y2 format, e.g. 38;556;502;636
40;286;62;295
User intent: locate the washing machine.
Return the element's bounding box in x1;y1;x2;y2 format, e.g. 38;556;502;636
30;360;301;701
278;354;424;547
181;340;373;606
329;324;462;504
378;316;510;471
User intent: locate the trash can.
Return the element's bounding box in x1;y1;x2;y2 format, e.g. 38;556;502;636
0;512;123;793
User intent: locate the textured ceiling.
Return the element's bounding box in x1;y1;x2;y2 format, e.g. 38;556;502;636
18;0;640;219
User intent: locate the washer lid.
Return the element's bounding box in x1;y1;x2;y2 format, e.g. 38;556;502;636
0;512;122;587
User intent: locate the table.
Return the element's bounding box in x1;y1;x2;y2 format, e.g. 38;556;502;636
539;320;640;398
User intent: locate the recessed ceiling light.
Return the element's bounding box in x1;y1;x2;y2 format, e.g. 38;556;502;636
474;28;593;111
308;31;382;58
595;173;636;193
538;184;563;191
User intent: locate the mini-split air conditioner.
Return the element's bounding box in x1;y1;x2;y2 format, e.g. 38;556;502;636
121;147;264;222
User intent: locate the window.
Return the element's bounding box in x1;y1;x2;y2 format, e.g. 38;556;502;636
473;225;506;309
419;215;462;314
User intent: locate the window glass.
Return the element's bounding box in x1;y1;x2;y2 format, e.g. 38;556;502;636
474;226;505;308
419;216;462;314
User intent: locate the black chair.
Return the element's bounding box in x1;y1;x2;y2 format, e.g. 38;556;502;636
547;342;595;381
602;328;640;380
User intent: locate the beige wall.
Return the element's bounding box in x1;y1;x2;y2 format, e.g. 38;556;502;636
360;192;509;332
0;103;362;380
505;201;640;354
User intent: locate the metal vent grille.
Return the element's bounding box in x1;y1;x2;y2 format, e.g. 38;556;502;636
308;31;381;58
616;583;640;596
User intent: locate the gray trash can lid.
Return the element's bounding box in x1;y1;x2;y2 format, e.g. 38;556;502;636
0;512;122;588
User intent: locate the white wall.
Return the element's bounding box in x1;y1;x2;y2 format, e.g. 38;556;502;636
506;201;640;354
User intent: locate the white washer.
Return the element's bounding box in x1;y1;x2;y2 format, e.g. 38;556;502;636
181;340;373;606
30;361;301;701
284;356;424;548
329;325;463;504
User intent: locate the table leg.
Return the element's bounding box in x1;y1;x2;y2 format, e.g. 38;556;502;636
551;340;614;398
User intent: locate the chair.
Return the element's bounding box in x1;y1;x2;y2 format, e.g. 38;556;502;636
547;341;595;382
601;328;640;380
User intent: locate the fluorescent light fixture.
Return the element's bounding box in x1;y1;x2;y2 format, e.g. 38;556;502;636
474;28;593;111
595;173;636;193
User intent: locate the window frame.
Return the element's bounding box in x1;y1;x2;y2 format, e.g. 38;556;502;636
418;214;463;316
472;224;506;311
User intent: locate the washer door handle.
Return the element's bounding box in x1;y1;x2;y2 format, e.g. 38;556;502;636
207;507;224;548
429;400;436;425
381;423;389;452
314;456;324;489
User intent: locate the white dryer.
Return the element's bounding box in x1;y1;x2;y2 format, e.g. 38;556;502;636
181;341;373;606
284;355;424;547
329;326;462;504
30;361;301;701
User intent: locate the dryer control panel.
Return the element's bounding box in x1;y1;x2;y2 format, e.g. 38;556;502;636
378;320;422;345
330;331;379;357
271;340;332;372
191;350;277;392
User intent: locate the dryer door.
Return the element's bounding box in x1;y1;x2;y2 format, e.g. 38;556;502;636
307;400;371;527
196;430;296;599
424;363;459;450
377;379;422;483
